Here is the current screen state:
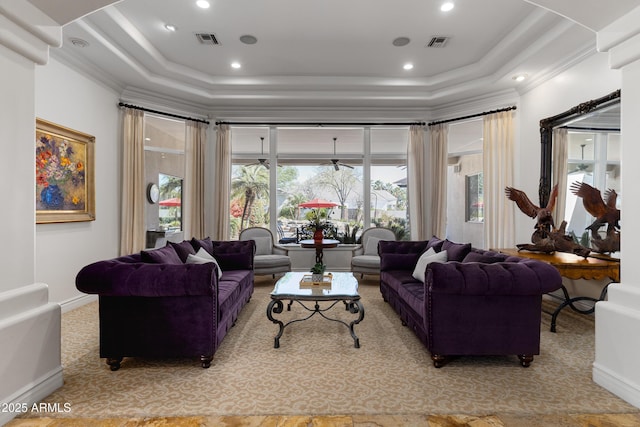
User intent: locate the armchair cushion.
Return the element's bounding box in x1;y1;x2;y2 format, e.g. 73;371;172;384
364;237;382;255
141;245;183;264
253;236;272;255
412;248;448;282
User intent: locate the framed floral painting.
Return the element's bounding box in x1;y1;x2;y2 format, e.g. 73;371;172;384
35;118;95;223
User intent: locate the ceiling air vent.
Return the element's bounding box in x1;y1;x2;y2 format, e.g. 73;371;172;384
196;33;220;45
427;36;449;48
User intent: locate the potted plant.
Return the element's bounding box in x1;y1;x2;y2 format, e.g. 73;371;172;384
306;209;329;243
310;262;326;282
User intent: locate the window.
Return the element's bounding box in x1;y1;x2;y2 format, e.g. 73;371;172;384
465;173;484;222
144;114;185;236
158;173;182;231
229;126;409;242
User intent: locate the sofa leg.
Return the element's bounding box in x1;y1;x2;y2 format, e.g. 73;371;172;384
106;357;122;371
518;354;533;367
201;355;213;369
431;354;448;368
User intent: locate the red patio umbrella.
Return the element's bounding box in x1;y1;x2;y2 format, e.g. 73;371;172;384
159;197;181;207
298;198;339;208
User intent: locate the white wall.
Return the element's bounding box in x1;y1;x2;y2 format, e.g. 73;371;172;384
516;52;621;244
0;44;36;292
34;57;121;306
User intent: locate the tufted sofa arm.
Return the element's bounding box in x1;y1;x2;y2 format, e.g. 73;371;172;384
76;262;216;297
426;260;562;296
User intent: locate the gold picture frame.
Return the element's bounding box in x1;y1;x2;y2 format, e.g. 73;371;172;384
35;118;95;223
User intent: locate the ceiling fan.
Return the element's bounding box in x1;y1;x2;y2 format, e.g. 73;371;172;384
246;137;269;169
328;137;354;171
569;143;592;174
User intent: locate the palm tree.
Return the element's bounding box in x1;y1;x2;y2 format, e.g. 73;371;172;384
231;166;269;230
284;193;307;220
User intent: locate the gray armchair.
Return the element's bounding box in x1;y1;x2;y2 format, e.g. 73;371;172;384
351;227;396;278
239;227;291;278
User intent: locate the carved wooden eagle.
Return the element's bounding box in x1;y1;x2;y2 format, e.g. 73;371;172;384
505;184;558;232
569;182;620;237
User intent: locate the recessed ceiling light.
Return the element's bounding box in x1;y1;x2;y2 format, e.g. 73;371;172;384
69;37;89;48
196;0;210;9
231;62;241;69
240;35;258;45
403;63;414;70
392;37;411;47
512;74;527;82
441;2;454;12
165;24;176;32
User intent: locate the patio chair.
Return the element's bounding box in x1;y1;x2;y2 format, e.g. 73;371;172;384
239;227;291;278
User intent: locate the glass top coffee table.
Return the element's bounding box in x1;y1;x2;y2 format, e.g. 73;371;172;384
266;271;364;349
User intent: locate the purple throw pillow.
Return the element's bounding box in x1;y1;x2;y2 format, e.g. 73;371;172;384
426;235;445;252
190;237;214;256
442;239;472;262
169;240;196;263
141;245;183;264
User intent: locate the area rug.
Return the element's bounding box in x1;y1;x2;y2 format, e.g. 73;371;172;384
21;277;639;419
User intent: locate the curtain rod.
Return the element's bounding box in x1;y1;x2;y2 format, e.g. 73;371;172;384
215;121;425;126
562;126;620;132
118;102;210;125
427;106;517;127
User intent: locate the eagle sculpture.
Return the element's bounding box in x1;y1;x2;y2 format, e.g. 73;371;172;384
505;184;558;235
570;182;620;253
504;184;591;257
569;182;620;237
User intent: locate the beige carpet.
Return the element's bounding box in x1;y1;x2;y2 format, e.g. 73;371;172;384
21;277;639;419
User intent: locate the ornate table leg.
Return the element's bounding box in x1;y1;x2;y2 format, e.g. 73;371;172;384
550;282;612;332
266;299;285;348
347;300;365;348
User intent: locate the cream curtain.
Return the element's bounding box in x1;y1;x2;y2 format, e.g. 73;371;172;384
483;111;515;249
407;125;427;240
211;124;231;240
552;127;569;226
119;108;146;255
428;123;449;239
184;121;208;239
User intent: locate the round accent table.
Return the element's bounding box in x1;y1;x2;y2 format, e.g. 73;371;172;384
299;239;339;265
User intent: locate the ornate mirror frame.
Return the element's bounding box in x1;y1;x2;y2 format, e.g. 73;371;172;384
539;89;621;207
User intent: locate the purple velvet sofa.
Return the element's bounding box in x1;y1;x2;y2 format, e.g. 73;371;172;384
76;237;255;370
379;237;562;368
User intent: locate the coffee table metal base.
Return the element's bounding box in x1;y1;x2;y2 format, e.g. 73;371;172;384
267;298;364;348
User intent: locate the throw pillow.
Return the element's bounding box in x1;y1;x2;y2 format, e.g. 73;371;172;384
426;235;445;252
364;236;382;255
412;248;448;283
190;237;213;255
442;239;472;262
186;248;223;279
141;245;183;264
169;240;196;263
253;236;272;255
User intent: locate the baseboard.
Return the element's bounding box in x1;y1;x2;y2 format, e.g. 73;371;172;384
61;293;97;313
0;366;64;426
593;362;640;409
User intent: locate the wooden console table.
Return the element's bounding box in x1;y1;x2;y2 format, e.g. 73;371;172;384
495;248;619;332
